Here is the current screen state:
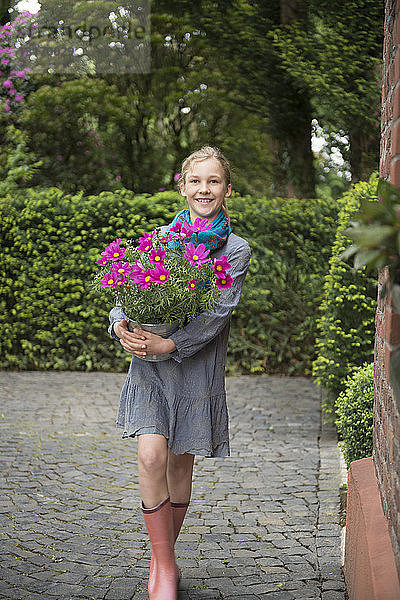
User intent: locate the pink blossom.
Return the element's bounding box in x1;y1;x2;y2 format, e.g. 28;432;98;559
190;218;213;233
187;279;197;290
213;255;231;276
169;221;182;233
96;255;108;266
15;95;24;102
159;233;176;244
129;259;145;276
138;232;154;252
216;274;233;289
158;187;166;192
111;261;132;279
115;174;121;181
3;104;10;113
2;79;12;88
133;269;153;289
181;221;196;238
149;248;165;263
174;172;180;182
103;238;126;261
149;264;170;284
100;271;123;288
184;242;210;268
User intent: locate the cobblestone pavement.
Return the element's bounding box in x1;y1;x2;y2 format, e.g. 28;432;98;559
0;372;346;600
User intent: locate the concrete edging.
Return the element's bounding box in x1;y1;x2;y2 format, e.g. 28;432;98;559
344;456;400;600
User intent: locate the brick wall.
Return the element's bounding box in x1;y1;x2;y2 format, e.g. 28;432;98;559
373;0;400;579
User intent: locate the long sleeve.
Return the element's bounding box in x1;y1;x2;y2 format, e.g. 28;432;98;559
108;306;127;340
168;241;251;362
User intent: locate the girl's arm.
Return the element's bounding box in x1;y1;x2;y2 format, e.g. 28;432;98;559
168;242;251;362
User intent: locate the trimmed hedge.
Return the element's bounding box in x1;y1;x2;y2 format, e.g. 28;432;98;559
0;187;338;373
312;173;378;414
335;363;374;468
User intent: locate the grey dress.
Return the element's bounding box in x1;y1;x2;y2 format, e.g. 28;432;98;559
108;230;251;458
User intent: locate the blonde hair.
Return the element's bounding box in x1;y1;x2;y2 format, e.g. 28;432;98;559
178;146;231;220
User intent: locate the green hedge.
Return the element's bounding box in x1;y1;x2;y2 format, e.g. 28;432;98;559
335;363;374;467
312;173;378;415
0;187;338;373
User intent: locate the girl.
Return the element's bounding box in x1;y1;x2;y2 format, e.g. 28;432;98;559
108;146;251;600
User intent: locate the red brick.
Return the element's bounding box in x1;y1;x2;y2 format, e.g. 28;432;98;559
386;309;400;346
394;50;400;84
395;9;400;44
390;155;400;185
392;119;400;155
393;84;400;120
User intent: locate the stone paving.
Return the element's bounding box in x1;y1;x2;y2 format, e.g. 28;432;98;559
0;372;347;600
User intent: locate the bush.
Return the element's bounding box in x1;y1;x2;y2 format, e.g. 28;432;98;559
227;193;338;375
312;173;378;416
0;187;182;371
0;187;338;373
335;363;374;467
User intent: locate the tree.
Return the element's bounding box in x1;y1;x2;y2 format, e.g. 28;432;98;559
3;1;274;195
273;0;383;182
156;0;383;192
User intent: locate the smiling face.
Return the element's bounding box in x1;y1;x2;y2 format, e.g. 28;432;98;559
180;158;232;223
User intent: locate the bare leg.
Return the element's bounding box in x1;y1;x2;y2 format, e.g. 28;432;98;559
137;434;169;508
167;449;195;504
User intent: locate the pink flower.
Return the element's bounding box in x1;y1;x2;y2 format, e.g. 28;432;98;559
96;255;108;266
184;242;210;268
138;232;154;252
2;79;12;88
170;221;182;233
103;238;126;261
149;248;165;263
1;59;10;65
149;264;170;284
130;259;145;276
100;271;123;288
111;261;132;279
159;233;176;244
133;270;153;289
213;255;231;276
181;221;196;238
191;218;213;233
3;104;10;113
14;95;24;102
158;187;166;192
216;274;233;289
187;279;197;290
115;174;121;181
174;172;180;182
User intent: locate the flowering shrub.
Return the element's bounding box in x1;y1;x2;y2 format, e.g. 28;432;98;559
92;218;232;326
0;11;36;113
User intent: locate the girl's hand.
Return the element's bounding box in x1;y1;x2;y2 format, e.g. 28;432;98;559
114;320;176;358
114;319;148;358
132;328;177;357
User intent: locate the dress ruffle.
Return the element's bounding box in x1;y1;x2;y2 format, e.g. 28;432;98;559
116;375;230;457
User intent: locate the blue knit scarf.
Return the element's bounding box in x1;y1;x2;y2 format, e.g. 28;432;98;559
166;209;231;251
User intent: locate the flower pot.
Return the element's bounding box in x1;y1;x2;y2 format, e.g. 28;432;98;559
126;319;180;362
